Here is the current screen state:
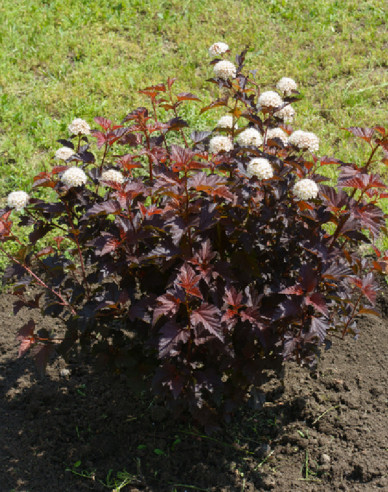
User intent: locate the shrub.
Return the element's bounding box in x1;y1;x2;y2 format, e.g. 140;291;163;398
1;47;387;429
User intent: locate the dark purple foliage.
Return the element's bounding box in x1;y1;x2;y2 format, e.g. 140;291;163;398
2;50;387;429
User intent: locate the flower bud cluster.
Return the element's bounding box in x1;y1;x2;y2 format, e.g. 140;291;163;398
217;115;238;129
237;128;263;147
68;118;91;136
7;191;30;211
247;158;274;180
55;147;75;161
209;42;229;57
213;60;237;80
293;179;319;200
61;167;88;187
266;128;288;145
274;104;296;123
258;91;283;109
289;130;319;153
276;77;298;96
209;136;234;153
100;169;125;185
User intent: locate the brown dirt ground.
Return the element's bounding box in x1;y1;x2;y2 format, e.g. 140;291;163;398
0;285;387;492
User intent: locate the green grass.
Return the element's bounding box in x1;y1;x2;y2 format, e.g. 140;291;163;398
0;0;387;271
0;0;386;196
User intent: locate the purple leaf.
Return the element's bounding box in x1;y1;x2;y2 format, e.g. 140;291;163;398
344;126;374;142
94;232;120;256
170;145;194;171
176;263;203;299
352;203;385;239
158;321;190;358
94;116;112;130
176;92;201;102
322;263;352;280
190;304;222;340
306;292;328;316
224;286;243;308
122;107;149;122
84;200;121;218
280;284;304;295
188;172;226;191
349;273;378;305
200;99;228;114
17;319;35;357
166;117;189;132
57;139;74;149
320;184;349;211
153;293;181;325
310;317;329;342
190;131;212;144
168;373;185;399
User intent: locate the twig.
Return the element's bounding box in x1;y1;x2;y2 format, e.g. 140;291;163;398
169;483;209;492
312;404;340;425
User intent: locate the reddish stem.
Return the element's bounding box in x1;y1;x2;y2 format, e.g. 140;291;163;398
184;171;193;257
64;203;91;297
341;292;363;339
0;246;76;315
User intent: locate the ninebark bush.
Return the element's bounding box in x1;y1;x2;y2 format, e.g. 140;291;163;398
2;46;387;428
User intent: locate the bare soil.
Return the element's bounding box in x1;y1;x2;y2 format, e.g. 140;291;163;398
0;287;387;491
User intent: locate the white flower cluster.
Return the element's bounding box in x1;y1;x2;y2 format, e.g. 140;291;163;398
213;60;237;80
237;128;263;147
266;128;288;145
289;130;319;153
209;135;234;153
274;104;296;123
7;191;29;211
276;77;298;96
217;115;238;129
293;179;319;200
209;42;229;57
100;169;125;185
247;158;273;180
61;167;88;187
55;147;75;161
68;118;91;136
258;91;283;109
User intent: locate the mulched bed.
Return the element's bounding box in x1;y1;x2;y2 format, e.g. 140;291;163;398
1;286;387;491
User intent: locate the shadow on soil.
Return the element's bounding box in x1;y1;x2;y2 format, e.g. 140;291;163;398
1;288;387;491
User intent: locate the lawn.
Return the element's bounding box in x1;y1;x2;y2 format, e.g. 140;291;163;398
0;0;386;195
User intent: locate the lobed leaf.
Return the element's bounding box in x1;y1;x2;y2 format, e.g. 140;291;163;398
190;304;223;340
176;263;203;300
94;116;112;131
352;203;385;239
310;317;329;342
306;292;328;316
344;126;374;142
190;131;212;144
84;200;121;218
349;273;377;305
153;293;181;325
17;319;35;357
158;321;190;359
